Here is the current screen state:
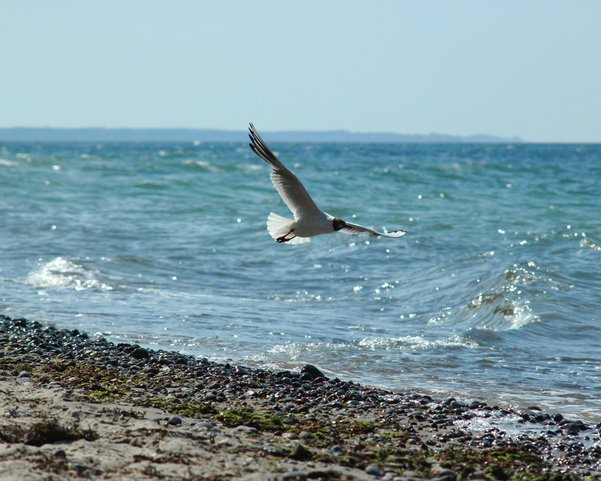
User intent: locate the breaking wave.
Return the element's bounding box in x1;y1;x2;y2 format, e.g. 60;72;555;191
25;257;113;291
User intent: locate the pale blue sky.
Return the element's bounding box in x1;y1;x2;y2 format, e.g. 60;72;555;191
1;1;600;142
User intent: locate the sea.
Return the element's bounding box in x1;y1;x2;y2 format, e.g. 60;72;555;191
1;140;600;421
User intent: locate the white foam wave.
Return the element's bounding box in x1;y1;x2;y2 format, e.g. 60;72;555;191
358;335;478;351
25;257;113;291
181;159;220;172
266;341;350;359
505;301;538;329
0;159;17;166
254;335;477;362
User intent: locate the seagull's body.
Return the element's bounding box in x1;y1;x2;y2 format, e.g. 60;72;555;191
249;123;406;244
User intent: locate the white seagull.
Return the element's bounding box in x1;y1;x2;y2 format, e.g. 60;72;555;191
249;123;406;245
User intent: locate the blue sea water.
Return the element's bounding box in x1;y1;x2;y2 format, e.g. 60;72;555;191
1;140;600;420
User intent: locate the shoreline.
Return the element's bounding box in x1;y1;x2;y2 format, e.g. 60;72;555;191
1;315;599;480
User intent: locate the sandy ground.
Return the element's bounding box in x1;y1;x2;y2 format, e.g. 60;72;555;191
0;376;382;481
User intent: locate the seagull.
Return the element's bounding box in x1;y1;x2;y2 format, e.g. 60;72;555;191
249;123;406;245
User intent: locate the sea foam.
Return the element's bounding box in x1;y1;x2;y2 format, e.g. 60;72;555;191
25;257;113;292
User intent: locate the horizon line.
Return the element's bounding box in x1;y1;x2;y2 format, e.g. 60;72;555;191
0;126;525;143
0;126;598;144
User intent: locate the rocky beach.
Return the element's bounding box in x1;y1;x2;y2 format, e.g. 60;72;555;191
0;315;599;481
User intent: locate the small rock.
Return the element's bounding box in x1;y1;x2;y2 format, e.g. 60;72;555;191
264;446;287;457
564;421;588;435
196;421;217;430
365;464;383;476
54;449;67;458
329;445;344;456
72;463;87;474
233;425;258;435
17;371;31;378
131;347;150;360
167;416;183;426
300;364;326;380
289;443;312;461
282;472;308;481
431;465;456;481
410;411;426;422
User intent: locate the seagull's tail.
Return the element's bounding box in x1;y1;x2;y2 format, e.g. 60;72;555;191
266;212;310;245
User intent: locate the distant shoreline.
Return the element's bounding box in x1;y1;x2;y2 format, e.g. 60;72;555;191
0;127;522;143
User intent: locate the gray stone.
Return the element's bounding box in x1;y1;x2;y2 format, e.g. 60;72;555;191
167;415;183;426
282;472;308;481
233;425;258;434
365;464;383;476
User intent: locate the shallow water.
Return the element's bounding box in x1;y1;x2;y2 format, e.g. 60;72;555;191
1;141;600;420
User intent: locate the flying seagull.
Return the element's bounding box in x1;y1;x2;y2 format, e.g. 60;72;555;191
248;123;406;245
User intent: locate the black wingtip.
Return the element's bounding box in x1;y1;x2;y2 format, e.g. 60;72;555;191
248;123;259;143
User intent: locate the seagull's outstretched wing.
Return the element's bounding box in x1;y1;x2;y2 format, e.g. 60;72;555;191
249;123;322;219
341;221;407;238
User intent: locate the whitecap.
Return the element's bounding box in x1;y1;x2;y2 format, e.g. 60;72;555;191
25;257;113;291
267;341;351;358
239;163;263;171
358;335;478;351
181;159;220;172
504;301;538;329
0;159;17;167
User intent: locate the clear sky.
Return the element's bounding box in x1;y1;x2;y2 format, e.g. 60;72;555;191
1;1;600;142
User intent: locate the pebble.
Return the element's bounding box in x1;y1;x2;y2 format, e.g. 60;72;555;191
167;415;182;426
430;465;456;481
300;364;326;380
131;347;150;360
196;421;217;430
365;465;383;476
54;449;67;458
264;446;287;457
233;425;258;435
71;463;87;474
290;443;312;461
329;445;344;456
282;472;307;481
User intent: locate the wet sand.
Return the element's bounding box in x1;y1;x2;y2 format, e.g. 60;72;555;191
1;315;599;480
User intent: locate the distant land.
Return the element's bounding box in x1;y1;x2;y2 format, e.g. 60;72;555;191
0;127;522;143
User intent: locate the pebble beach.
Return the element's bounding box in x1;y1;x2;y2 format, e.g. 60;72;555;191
0;315;599;481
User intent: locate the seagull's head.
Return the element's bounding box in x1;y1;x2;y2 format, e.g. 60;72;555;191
332;218;347;231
